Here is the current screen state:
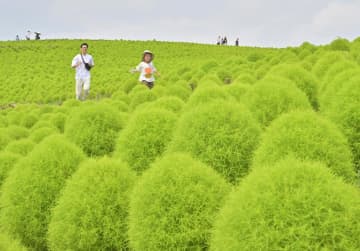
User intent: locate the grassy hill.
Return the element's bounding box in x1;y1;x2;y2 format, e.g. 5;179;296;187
0;39;276;105
0;38;359;250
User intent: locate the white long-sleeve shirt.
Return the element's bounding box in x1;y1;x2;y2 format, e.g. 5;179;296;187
136;62;157;82
71;54;94;80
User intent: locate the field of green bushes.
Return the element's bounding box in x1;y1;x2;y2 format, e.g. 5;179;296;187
0;38;359;250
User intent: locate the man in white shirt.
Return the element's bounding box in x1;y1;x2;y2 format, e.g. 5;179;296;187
71;43;95;100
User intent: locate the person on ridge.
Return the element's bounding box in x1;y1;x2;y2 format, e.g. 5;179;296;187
217;36;221;45
25;30;31;40
71;43;95;100
131;50;159;89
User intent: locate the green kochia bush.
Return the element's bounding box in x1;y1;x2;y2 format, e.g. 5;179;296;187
321;77;360;171
65;104;124;156
5;125;29;141
165;84;192;101
116;108;177;173
312;51;349;81
0;234;28;251
211;158;360;251
48;158;136;251
20;113;39;129
267;64;319;109
0;135;85;251
169;101;261;183
253;111;356;182
242;78;312;128
129;88;158;110
30;121;58;132
0;151;20;187
319;68;360;104
129;153;231;250
50;112;67;133
185;86;235;108
329;38;351;51
321;60;358;93
4;139;35;156
0;132;11;151
138;96;185;114
29;127;59;143
224;83;250;102
0;115;8;128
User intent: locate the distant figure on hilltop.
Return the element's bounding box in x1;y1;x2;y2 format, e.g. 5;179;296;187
217;36;221;45
235;38;239;46
16;35;20;41
25;30;31;40
34;32;41;40
131;50;159;89
222;36;228;45
71;43;95;100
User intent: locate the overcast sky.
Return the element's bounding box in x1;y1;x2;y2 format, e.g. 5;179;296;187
1;0;359;47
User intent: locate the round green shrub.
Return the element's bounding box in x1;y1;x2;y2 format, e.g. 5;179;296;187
65;104;124;156
216;70;233;84
321;60;358;93
38;105;54;115
0;132;11;151
151;85;167;97
242;77;312;128
211;158;360;251
300;41;317;52
111;90;131;104
0;135;85;250
169;101;261;183
329;38;351;51
20;113;39;129
0;233;27;251
5;126;29;141
173;80;193;90
48;158;136;251
196;77;220;89
129;153;231;250
30;121;58;132
0;151;20;187
111;100;129;112
119;79;137;94
50;112;67;133
319;69;360;109
129;89;158;110
61;99;81;108
0;115;8;128
201;60;219;73
321;77;360;171
29;127;59;143
312;51;349;81
186;86;235;109
6;111;25;126
128;84;150;97
165;85;192;101
4;139;35;156
232;73;256;85
267;64;319;109
252;111;356;182
138;96;185;114
255;64;271;79
224;83;251;102
115;108;177;173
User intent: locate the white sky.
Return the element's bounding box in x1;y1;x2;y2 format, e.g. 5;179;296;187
1;0;360;47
